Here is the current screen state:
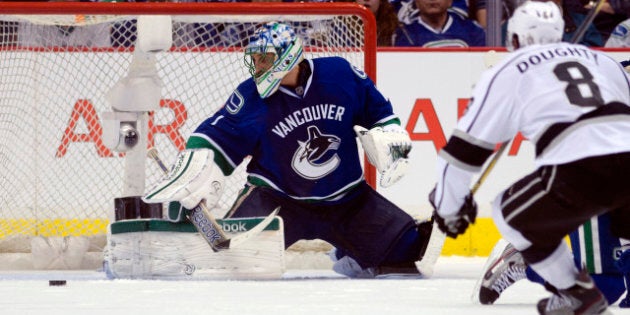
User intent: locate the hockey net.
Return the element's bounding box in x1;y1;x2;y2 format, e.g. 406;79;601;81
0;2;376;270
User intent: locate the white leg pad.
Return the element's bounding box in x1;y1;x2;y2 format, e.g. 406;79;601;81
104;217;285;280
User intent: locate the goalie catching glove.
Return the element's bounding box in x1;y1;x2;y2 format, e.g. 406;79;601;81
354;124;411;187
143;149;225;210
429;187;477;238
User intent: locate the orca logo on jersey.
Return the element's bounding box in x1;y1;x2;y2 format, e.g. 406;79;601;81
291;126;341;179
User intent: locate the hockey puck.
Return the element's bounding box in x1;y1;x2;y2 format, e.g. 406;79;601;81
49;280;66;286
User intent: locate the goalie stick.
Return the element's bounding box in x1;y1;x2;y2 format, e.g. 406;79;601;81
414;218;445;277
416;141;508;276
147;147;279;252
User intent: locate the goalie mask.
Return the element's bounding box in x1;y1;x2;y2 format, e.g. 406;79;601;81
244;22;304;98
506;1;564;51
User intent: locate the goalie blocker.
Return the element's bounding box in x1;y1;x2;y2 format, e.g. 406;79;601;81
143;148;278;251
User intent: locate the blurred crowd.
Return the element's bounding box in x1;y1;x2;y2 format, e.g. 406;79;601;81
1;0;630;47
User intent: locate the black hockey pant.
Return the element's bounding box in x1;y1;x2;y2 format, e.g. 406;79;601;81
496;152;630;264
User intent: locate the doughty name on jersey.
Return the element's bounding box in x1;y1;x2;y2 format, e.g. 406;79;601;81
516;46;599;73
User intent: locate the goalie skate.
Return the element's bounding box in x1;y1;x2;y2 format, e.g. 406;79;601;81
472;239;527;304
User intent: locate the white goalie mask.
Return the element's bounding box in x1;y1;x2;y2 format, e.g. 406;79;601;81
506;1;564;51
244;22;304;98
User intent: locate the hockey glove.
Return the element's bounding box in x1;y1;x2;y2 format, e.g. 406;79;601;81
429;187;477;238
143;149;225;210
354;124;412;187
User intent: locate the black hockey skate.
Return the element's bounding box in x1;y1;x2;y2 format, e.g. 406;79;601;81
537;268;610;315
472;239;527;304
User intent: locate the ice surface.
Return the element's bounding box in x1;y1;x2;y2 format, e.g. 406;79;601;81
0;257;628;315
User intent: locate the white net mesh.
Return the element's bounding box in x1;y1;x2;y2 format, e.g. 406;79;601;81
0;3;374;269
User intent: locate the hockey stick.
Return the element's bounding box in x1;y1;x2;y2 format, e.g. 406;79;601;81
416;142;508;276
147;147;279;251
414;218;445;277
470;142;509;195
418;142;508;277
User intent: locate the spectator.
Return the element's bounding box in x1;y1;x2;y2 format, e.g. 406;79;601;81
473;0;605;47
394;0;486;47
162;0;251;48
587;0;629;43
561;0;605;46
468;0;520;29
14;0;111;48
0;21;17;45
450;0;471;18
18;24;111;48
393;0;470;23
356;0;401;46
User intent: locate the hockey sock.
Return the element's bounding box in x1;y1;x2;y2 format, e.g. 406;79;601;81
526;266;545;285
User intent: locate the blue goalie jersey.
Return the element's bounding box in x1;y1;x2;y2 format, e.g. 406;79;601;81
188;57;398;201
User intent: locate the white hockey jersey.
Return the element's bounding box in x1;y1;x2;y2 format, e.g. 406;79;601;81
435;42;630;217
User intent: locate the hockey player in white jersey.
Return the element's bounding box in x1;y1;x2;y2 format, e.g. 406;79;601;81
429;1;630;314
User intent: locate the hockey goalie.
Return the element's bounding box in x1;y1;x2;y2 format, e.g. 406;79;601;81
108;21;445;279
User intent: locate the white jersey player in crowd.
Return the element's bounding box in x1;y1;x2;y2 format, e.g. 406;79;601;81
143;22;443;278
430;1;630;314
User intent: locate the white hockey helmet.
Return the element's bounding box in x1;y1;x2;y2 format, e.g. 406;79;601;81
244;22;304;98
506;1;564;51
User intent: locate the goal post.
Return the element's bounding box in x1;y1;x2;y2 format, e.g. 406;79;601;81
0;2;377;270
